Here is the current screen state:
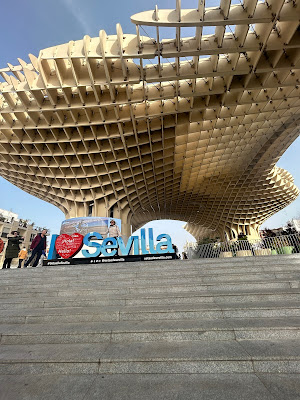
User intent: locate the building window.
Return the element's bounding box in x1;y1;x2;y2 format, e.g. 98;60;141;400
1;227;10;238
110;206;114;218
88;203;94;217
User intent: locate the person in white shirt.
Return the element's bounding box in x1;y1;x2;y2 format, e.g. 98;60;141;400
108;220;121;238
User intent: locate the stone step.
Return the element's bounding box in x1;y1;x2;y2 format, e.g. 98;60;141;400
2;373;294;400
2;286;299;310
1;278;299;299
0;274;299;292
2;260;300;274
0;273;300;298
1;318;300;345
1;298;300;314
0;289;300;310
42;260;300;273
127;281;299;295
126;291;300;306
1;270;300;290
2;255;300;277
0;340;299;375
118;303;300;322
4;258;300;272
1;283;299;300
1;301;300;324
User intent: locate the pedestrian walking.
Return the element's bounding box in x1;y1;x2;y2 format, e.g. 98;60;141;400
24;229;47;268
18;246;28;268
2;231;24;269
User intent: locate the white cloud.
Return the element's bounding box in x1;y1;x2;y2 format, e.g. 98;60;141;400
60;0;91;34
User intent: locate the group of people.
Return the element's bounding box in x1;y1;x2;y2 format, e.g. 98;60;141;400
2;229;47;269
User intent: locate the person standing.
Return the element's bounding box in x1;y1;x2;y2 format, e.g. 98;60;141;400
24;229;47;268
108;220;121;238
107;220;122;255
2;231;24;269
18;246;28;268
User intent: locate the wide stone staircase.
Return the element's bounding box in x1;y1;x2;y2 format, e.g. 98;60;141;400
0;255;300;399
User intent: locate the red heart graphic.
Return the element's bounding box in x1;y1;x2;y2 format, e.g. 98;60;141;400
55;233;83;259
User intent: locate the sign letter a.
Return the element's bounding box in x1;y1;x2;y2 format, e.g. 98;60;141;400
156;233;174;254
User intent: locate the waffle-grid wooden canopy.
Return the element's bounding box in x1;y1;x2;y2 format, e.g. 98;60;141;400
0;0;299;240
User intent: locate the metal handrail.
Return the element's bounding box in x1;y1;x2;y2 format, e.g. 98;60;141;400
188;233;300;259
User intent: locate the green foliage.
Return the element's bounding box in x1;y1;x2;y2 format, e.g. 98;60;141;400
197;237;219;245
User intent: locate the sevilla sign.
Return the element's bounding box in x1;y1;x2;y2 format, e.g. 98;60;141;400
48;228;174;260
55;233;83;259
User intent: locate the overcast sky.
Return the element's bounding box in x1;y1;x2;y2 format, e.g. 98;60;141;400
0;0;299;251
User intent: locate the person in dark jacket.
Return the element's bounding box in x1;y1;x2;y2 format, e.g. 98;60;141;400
24;229;47;268
2;231;24;269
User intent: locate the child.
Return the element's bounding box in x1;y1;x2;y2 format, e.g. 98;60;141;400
18;247;28;268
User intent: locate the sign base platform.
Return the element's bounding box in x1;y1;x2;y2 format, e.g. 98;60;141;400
44;253;177;266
